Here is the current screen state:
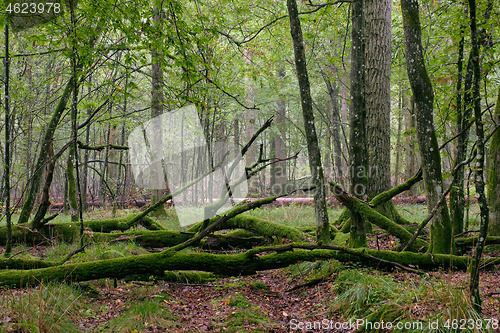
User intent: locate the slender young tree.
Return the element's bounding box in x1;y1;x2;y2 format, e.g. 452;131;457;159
401;0;454;254
468;0;489;313
449;24;467;236
150;2;168;216
3;22;12;256
287;0;330;243
270;68;288;195
488;87;500;236
244;52;259;196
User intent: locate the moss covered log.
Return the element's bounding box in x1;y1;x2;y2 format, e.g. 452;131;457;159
188;214;305;241
333;169;423;231
0;214;165;246
0;257;58;270
125;270;218;283
91;230;194;248
81;214;165;232
370;168;422;206
455;236;500;247
330;182;428;251
1;243;497;288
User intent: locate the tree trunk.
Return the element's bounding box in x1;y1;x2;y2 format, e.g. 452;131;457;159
401;0;454;254
66;145;79;222
365;0;391;200
450;27;467;236
244;55;259;196
488;86;500;236
394;80;404;187
270;68;288;195
323;71;344;185
3;23;12;256
150;3;168;217
81;77;92;212
17;78;75;224
287;0;330;243
365;0;410;225
348;0;367;247
405;97;419;197
468;0;490;312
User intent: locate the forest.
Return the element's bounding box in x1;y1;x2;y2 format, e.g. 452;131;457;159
0;0;499;331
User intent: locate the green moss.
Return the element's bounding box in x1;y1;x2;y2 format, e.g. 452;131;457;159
228;294;252;308
0;243;492;288
251;281;268;290
188;214;305;241
102;299;178;332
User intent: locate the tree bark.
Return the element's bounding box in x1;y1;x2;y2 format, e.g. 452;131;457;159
348;0;367;247
401;0;454;254
365;0;391;200
150;2;168;217
365;0;410;225
287;0;330;243
450;26;467;236
468;0;489;312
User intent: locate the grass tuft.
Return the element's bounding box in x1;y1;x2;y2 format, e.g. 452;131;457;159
101;299;178;332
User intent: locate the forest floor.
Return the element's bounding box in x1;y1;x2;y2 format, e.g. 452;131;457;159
1;204;500;332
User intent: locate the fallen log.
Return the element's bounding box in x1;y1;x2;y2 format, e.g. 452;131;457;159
188;214;305;241
0;214;164;246
329;182;428;251
1;242;498;288
455;236;500;247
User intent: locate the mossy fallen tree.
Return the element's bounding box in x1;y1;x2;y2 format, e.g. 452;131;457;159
0;214;165;246
125;270;218;283
0;257;58;270
1;242;498;288
188;214;305;241
455;236;500;247
334;169;423;230
329;182;428;251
